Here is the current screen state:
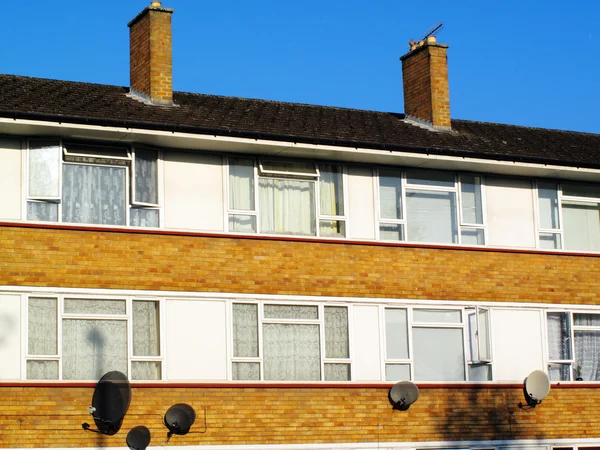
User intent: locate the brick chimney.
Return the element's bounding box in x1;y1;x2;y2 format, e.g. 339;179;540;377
400;36;451;130
128;1;174;105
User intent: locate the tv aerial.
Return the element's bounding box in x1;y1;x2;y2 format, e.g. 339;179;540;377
164;403;196;442
388;381;419;411
519;370;551;410
82;371;132;435
409;22;444;51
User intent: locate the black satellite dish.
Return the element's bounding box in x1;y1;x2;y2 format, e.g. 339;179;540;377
519;370;551;409
127;426;151;450
388;381;419;411
164;403;196;440
82;371;132;435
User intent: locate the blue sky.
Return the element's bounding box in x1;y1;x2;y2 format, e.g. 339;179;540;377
3;1;599;133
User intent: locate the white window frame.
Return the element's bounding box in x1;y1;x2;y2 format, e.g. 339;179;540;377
229;300;353;381
535;180;600;251
375;168;487;245
24;294;164;381
226;156;348;238
25;139;162;228
383;305;492;382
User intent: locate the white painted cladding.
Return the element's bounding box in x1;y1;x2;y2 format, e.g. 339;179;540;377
0;294;21;380
163;151;224;231
347;165;376;239
0;138;22;220
491;309;544;381
485;177;536;248
351;305;382;381
166;299;228;380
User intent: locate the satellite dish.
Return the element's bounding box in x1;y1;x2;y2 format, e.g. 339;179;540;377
82;371;132;435
127;426;151;450
388;381;419;411
520;370;551;409
164;403;196;438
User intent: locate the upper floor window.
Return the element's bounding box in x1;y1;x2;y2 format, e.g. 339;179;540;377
537;181;600;251
26;296;162;381
227;157;346;237
27;140;160;227
547;311;600;381
231;302;351;381
385;306;491;381
377;168;485;245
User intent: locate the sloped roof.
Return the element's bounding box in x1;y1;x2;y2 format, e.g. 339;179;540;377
1;74;599;169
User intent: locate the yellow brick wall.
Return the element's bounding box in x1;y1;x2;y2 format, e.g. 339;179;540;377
0;385;599;448
0;225;599;304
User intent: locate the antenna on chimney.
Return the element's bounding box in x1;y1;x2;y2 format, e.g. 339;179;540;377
409;22;444;50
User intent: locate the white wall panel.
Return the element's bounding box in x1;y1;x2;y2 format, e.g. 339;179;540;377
163;151;224;231
352;305;381;381
0;138;22;220
347;166;376;239
491;308;544;381
0;294;21;379
486;177;536;248
166;299;227;380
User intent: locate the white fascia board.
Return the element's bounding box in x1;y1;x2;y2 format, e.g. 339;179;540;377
1;117;599;182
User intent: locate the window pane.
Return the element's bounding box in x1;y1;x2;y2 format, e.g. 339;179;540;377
562;182;600;198
229;214;257;233
469;364;491;381
385;309;409;359
264;305;318;320
29;298;58;355
574;330;600;381
547;312;571;360
379;169;402;220
413;309;462;323
260;160;318;176
324;363;351;381
134;149;158;205
27;360;59;380
461;228;485;245
406;169;455;188
413;327;465;381
62;319;127;380
130;207;159;227
478;309;491;360
563;201;600;251
229;158;255;211
324;306;349;358
27;201;59;222
406;190;458;244
539;232;562;249
29;140;60;197
467;308;491;361
62;164;126;225
133;301;160;356
232;362;260;380
64;298;126;315
380;223;404;241
574;313;600;327
263;323;321;380
320;165;344;216
319;220;346;238
385;364;411;381
233;304;259;358
259;178;316;236
548;363;571;381
460;176;483;224
538;182;560;229
131;361;161;380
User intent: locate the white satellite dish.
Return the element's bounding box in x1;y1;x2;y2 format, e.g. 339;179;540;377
388;381;419;411
520;370;550;409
